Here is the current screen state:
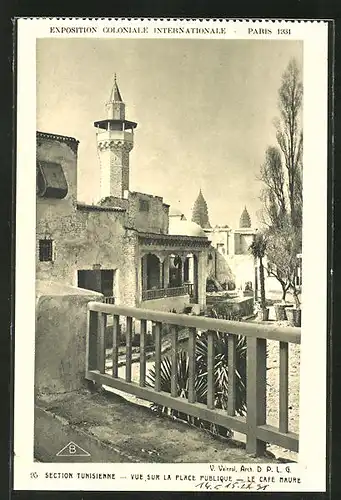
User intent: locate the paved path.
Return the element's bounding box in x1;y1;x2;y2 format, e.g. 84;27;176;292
36;389;279;464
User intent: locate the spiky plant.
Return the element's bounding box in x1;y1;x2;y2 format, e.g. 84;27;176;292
146;350;207;425
146;328;247;439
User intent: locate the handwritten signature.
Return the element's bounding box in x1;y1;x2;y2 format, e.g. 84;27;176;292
195;480;270;491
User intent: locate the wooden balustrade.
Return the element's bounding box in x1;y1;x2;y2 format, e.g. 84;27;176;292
85;302;300;456
104;296;115;304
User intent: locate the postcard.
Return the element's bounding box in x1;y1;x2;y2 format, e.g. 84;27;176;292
13;17;330;492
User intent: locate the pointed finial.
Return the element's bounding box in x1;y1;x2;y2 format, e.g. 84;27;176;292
114;72;117;83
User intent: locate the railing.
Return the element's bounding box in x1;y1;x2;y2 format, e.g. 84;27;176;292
104;296;115;305
85;303;300;456
141;286;188;301
184;282;194;296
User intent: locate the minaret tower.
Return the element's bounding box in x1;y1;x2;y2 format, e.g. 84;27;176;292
191;189;211;229
94;74;137;200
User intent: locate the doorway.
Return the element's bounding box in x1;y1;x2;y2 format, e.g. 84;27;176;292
77;269;115;299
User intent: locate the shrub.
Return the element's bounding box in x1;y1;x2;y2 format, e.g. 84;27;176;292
146;329;247;439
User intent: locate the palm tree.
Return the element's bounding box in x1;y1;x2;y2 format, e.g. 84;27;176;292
249;232;268;319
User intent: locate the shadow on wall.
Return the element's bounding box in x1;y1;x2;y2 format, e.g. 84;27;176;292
214;251;234;285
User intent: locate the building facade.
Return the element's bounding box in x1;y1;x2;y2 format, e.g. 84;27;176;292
190;191;257;291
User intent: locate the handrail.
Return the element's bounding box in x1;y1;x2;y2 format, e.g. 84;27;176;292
86;301;300;457
87;302;301;344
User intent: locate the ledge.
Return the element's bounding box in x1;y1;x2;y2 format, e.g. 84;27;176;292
37;130;79;144
37;131;80;153
77;203;126;213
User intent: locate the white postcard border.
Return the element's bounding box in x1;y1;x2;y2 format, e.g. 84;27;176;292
14;18;329;492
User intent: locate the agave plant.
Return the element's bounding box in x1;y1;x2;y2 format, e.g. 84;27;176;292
146;349;207;424
146;327;247;439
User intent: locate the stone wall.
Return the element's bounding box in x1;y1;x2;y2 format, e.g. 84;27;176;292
36;133;139;308
127;191;169;234
35;280;103;394
215;252;234;284
206;229;229;254
234;233;254;255
225;254;255;290
140;295;190;313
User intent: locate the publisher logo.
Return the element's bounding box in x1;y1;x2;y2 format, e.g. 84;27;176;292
56;441;90;457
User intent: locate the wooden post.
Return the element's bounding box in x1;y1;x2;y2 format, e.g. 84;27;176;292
126;316;133;382
279;341;289;433
188;327;196;403
246;336;267;456
112;314;119;378
140;319;147;387
228;334;237;416
154;322;162;392
97;312;106;374
171;326;178;397
207;331;215;409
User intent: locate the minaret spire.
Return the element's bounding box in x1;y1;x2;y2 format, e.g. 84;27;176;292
240;206;251;228
191;189;211;229
108;73;123;106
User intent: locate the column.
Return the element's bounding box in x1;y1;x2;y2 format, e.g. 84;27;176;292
197;250;208;311
141;255;148;291
159;256;165;289
228;230;235;256
193;254;199;302
184;257;190;282
163;254;170;288
180;256;186;286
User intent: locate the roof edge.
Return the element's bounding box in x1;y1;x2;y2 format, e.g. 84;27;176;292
37;131;80;144
77;203;126;213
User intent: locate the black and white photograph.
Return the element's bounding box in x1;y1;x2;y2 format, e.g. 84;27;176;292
13;18;329;493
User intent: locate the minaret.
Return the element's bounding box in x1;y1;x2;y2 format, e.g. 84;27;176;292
191;189;211;229
94;74;137;200
239;206;251;228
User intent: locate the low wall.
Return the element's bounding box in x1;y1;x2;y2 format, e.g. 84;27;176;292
35;280;103;394
140;294;190;313
208;296;254;318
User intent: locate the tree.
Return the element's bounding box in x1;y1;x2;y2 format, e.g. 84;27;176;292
249;232;267;314
265;223;301;306
259;58;303;305
260;146;287;230
275;58;303;231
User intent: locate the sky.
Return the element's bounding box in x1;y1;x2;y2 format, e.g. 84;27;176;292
36;38;302;228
